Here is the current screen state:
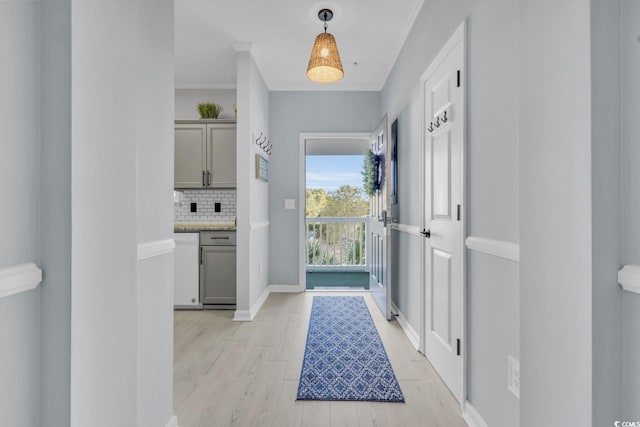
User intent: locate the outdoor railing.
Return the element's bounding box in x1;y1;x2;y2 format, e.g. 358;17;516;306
306;217;370;271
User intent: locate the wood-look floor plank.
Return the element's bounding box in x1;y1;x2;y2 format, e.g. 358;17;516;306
174;292;467;427
271;380;304;427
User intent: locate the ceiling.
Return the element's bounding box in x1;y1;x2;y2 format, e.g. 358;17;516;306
175;0;424;91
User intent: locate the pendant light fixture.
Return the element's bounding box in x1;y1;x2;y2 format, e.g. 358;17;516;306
307;9;344;83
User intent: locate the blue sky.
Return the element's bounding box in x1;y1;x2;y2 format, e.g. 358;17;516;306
306;155;365;193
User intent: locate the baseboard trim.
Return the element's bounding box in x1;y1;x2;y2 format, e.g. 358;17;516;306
250;285;271;319
466;236;519;262
233;284;304;321
138;239;175;261
391;301;420;350
619;264;640;295
463;401;489;427
269;284;304;293
390;223;421;236
0;262;42;299
165;415;179;427
233;310;252;321
233;284;271;321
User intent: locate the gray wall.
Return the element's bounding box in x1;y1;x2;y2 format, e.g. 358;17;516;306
135;0;175;425
622;0;640;419
268;91;381;286
40;0;72;425
70;0;139;421
0;2;42;426
236;50;271;314
382;0;520;426
519;1;592;426
389;102;422;330
591;0;623;424
70;1;175;425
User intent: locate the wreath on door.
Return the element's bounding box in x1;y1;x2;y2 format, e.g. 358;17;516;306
362;149;382;197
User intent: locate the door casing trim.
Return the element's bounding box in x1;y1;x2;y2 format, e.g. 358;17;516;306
298;132;371;292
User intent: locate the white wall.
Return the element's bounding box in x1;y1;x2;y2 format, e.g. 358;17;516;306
621;0;640;419
235;50;270;316
0;2;42;426
382;0;520;425
175;88;236;120
268;91;381;287
70;0;175;425
519;1;592;426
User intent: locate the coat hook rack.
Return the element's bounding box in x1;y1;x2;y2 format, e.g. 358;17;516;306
254;132;272;156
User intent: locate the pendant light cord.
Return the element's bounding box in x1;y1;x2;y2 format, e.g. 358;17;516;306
323;10;328;33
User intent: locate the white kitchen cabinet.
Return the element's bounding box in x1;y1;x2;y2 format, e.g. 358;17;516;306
174;120;236;188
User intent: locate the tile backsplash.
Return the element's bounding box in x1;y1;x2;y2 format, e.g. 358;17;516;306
174;189;236;223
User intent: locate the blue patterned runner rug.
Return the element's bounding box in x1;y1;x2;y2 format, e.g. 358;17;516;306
296;296;405;402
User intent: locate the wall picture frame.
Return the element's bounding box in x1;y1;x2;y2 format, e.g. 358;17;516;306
255;154;269;182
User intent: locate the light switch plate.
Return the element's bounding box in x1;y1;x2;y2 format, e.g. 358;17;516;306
508;355;520;399
285;199;296;210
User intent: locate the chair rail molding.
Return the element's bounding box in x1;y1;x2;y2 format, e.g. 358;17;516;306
466;236;519;262
390;223;422;236
137;239;176;261
249;221;270;230
618;264;640;294
0;262;42;298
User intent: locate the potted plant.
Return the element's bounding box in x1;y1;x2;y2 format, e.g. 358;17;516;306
197;102;223;119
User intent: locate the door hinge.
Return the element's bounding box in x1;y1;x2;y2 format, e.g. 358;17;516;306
457;70;461;87
456;338;461;356
457;204;461;221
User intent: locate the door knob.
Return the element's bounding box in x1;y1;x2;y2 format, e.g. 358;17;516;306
420;228;431;239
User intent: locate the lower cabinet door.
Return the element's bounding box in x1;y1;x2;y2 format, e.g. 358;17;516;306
201;245;236;305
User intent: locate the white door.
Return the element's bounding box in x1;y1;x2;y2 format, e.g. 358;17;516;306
422;24;466;403
369;114;393;320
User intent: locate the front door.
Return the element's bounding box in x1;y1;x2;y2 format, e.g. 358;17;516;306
369;114;393;320
422;24;465;403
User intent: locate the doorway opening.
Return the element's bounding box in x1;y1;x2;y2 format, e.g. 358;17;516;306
298;133;371;291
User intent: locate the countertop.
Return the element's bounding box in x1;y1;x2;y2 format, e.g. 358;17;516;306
174;223;236;232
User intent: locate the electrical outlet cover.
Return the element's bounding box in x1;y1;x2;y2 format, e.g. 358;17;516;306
285;199;296;210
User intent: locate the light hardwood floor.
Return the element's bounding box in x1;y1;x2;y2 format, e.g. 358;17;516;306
174;292;468;427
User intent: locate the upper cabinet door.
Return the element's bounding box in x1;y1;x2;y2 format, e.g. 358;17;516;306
175;124;207;188
207;124;236;188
